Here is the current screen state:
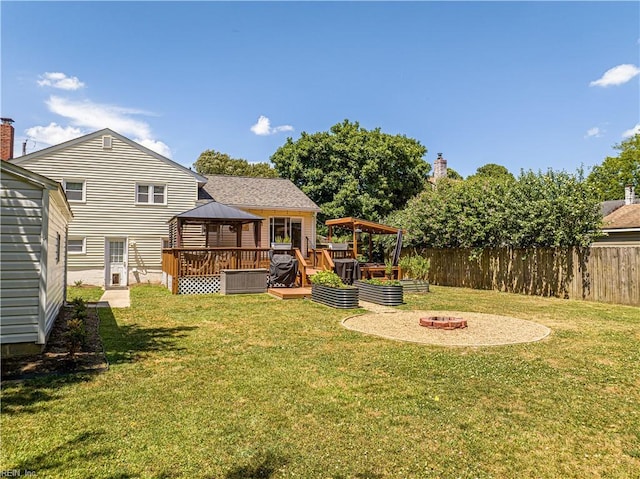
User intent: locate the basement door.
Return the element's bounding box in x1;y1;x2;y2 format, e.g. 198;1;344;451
105;238;128;287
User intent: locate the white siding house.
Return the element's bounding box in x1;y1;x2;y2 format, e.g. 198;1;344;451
1;161;73;356
11;129;206;287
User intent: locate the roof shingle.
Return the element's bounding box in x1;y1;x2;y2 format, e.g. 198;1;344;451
200;175;320;212
602;204;640;230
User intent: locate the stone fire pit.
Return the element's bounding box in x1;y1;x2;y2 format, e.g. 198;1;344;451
420;316;467;330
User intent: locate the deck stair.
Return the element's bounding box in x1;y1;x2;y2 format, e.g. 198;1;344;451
268;287;312;300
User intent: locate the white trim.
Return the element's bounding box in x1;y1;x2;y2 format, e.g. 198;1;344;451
68;237;86;255
602;228;640;233
63;178;86;203
37;190;50;345
135;183;167;205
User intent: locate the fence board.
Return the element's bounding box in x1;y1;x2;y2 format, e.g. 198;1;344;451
422;247;640;306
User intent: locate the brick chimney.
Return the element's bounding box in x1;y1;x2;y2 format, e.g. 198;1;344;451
433;152;447;180
625;185;636;205
1;118;15;161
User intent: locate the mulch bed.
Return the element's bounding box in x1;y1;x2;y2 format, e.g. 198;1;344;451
1;304;108;381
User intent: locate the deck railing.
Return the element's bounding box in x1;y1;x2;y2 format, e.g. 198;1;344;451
310;248;354;268
162;248;272;279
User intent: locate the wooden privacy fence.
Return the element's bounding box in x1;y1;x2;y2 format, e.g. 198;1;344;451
421;247;639;306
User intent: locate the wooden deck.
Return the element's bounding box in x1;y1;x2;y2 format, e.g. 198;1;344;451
268;287;312;300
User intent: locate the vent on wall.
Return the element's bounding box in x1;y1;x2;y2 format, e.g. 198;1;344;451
102;135;113;149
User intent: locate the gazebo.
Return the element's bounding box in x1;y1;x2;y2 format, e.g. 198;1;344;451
162;201;270;294
168;201;263;248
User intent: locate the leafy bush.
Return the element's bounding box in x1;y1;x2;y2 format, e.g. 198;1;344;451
310;270;347;288
399;255;431;281
65;318;86;357
66;297;88;357
361;278;401;286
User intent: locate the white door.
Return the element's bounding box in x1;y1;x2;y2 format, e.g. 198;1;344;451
106;238;128;287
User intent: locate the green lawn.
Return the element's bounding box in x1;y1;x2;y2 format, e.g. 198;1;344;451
66;285;104;303
2;285;639;478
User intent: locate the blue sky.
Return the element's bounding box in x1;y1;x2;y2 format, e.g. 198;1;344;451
2;1;638;178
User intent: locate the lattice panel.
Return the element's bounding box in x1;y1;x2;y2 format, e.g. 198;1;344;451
178;276;221;295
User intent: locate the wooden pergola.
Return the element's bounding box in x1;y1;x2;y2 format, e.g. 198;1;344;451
326;217;402;258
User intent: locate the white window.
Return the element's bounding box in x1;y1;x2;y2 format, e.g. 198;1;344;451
63;180;85;202
68;238;86;254
136;184;166;205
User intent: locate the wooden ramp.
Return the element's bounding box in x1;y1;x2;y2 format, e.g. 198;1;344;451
268;287;312;300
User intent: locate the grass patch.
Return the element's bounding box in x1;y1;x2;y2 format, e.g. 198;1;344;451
66;285;103;303
2;285;639;478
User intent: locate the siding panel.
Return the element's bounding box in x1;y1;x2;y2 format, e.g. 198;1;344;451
0;170;43;345
17;134;200;285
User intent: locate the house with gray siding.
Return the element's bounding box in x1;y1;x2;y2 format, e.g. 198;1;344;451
11;128;207;287
1;161;73;356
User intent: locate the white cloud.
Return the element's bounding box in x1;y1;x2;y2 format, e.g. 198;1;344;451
250;115;294;136
37;72;85;90
135;138;172;158
622;124;640;138
25;123;84;146
584;127;603;138
29;95;172;158
590;64;640;87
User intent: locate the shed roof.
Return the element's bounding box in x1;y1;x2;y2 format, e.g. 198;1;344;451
170;201;263;223
200;175;321;212
325;217;401;235
602;204;640;230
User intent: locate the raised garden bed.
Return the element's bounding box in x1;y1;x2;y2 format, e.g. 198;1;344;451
400;279;430;293
311;284;359;309
354;280;403;306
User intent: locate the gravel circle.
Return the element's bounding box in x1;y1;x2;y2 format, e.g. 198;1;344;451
342;310;551;347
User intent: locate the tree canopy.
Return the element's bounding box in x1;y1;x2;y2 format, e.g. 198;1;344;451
271;120;430;223
194;150;278;178
468;163;514;181
390;169;602;250
586;134;640;200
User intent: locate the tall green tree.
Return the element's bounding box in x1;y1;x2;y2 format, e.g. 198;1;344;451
468;163;514;180
194;150;278;178
586;134;640;200
271;120;430;222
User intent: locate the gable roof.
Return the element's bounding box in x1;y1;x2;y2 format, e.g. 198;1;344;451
200;175;321;212
602;204;640;231
11;128;207;184
600;200;626;217
171;201;263;223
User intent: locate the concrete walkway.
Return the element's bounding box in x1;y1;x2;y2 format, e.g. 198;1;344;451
98;288;131;308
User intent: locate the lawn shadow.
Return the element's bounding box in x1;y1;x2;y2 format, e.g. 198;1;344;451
99;307;197;364
225;451;288;479
9;430;115;474
1;372;94;416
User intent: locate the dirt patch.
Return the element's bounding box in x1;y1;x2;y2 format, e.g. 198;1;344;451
342;310;551;347
1;305;108;381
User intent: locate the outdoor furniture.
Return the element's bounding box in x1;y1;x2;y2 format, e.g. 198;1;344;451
333;258;361;285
